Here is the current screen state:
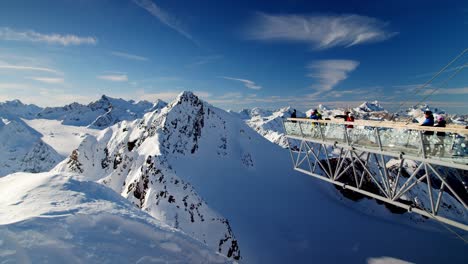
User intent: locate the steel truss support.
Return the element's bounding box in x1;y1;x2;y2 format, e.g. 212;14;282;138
284;121;468;231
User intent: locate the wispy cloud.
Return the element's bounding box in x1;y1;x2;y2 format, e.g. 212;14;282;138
188;55;223;67
222;76;262;90
98;74;128;82
132;0;195;43
247;13;397;49
0;27;97;46
326;86;383;98
0;63;61;74
307;60;359;95
28;77;64;84
110;51;149;61
0;82;33;91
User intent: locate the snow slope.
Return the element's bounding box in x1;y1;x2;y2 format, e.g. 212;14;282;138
240;107;305;148
23;118;101;156
56;92;467;263
0;171;229;263
37;95;167;128
0;118;63;177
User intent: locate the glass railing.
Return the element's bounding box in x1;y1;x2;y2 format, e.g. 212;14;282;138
284;119;468;165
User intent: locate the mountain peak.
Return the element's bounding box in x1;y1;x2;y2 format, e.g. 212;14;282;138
356;101;385;112
168;91;204;112
174;91;198;103
100;94;110;101
5;99;24;105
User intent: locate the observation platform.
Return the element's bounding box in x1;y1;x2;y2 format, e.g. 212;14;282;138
283;118;468;231
284;118;468;170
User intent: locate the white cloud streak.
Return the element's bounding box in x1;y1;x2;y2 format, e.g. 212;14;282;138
0;83;33;91
247;13;397;49
28;77;64;84
222;76;262;90
307;60;360;95
0;64;61;74
0;27;97;46
188;55;223;67
110;51;149;61
98;74;128;82
132;0;194;43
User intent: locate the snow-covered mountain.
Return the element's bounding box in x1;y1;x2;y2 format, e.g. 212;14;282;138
305;104;341;118
0;171;229;263
55;92;241;260
0;99;42;119
0;96;167;129
399;103;447;123
37;95;167;128
350;101;390;121
53;92;467;263
238;107;305;148
451;114;468;125
0;96;166;177
0;117;63;177
354;101;385;113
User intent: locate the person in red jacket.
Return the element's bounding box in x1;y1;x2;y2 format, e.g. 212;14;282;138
346;112;355;128
334;111;354;128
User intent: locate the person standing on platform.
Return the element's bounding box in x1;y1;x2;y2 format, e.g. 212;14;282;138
291;109;297;123
421;110;435;155
433;115;446;156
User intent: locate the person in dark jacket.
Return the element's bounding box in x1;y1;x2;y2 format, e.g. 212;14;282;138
421;110;435;154
421;110;435;134
291;109;297;123
309;109;322;120
433;115;446;156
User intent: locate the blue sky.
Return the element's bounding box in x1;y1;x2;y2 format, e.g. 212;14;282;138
0;0;467;113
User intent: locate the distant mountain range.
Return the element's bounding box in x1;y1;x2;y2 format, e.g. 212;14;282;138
0;95;167;176
1;95;167;128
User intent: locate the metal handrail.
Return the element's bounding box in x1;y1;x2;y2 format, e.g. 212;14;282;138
287;118;468;134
